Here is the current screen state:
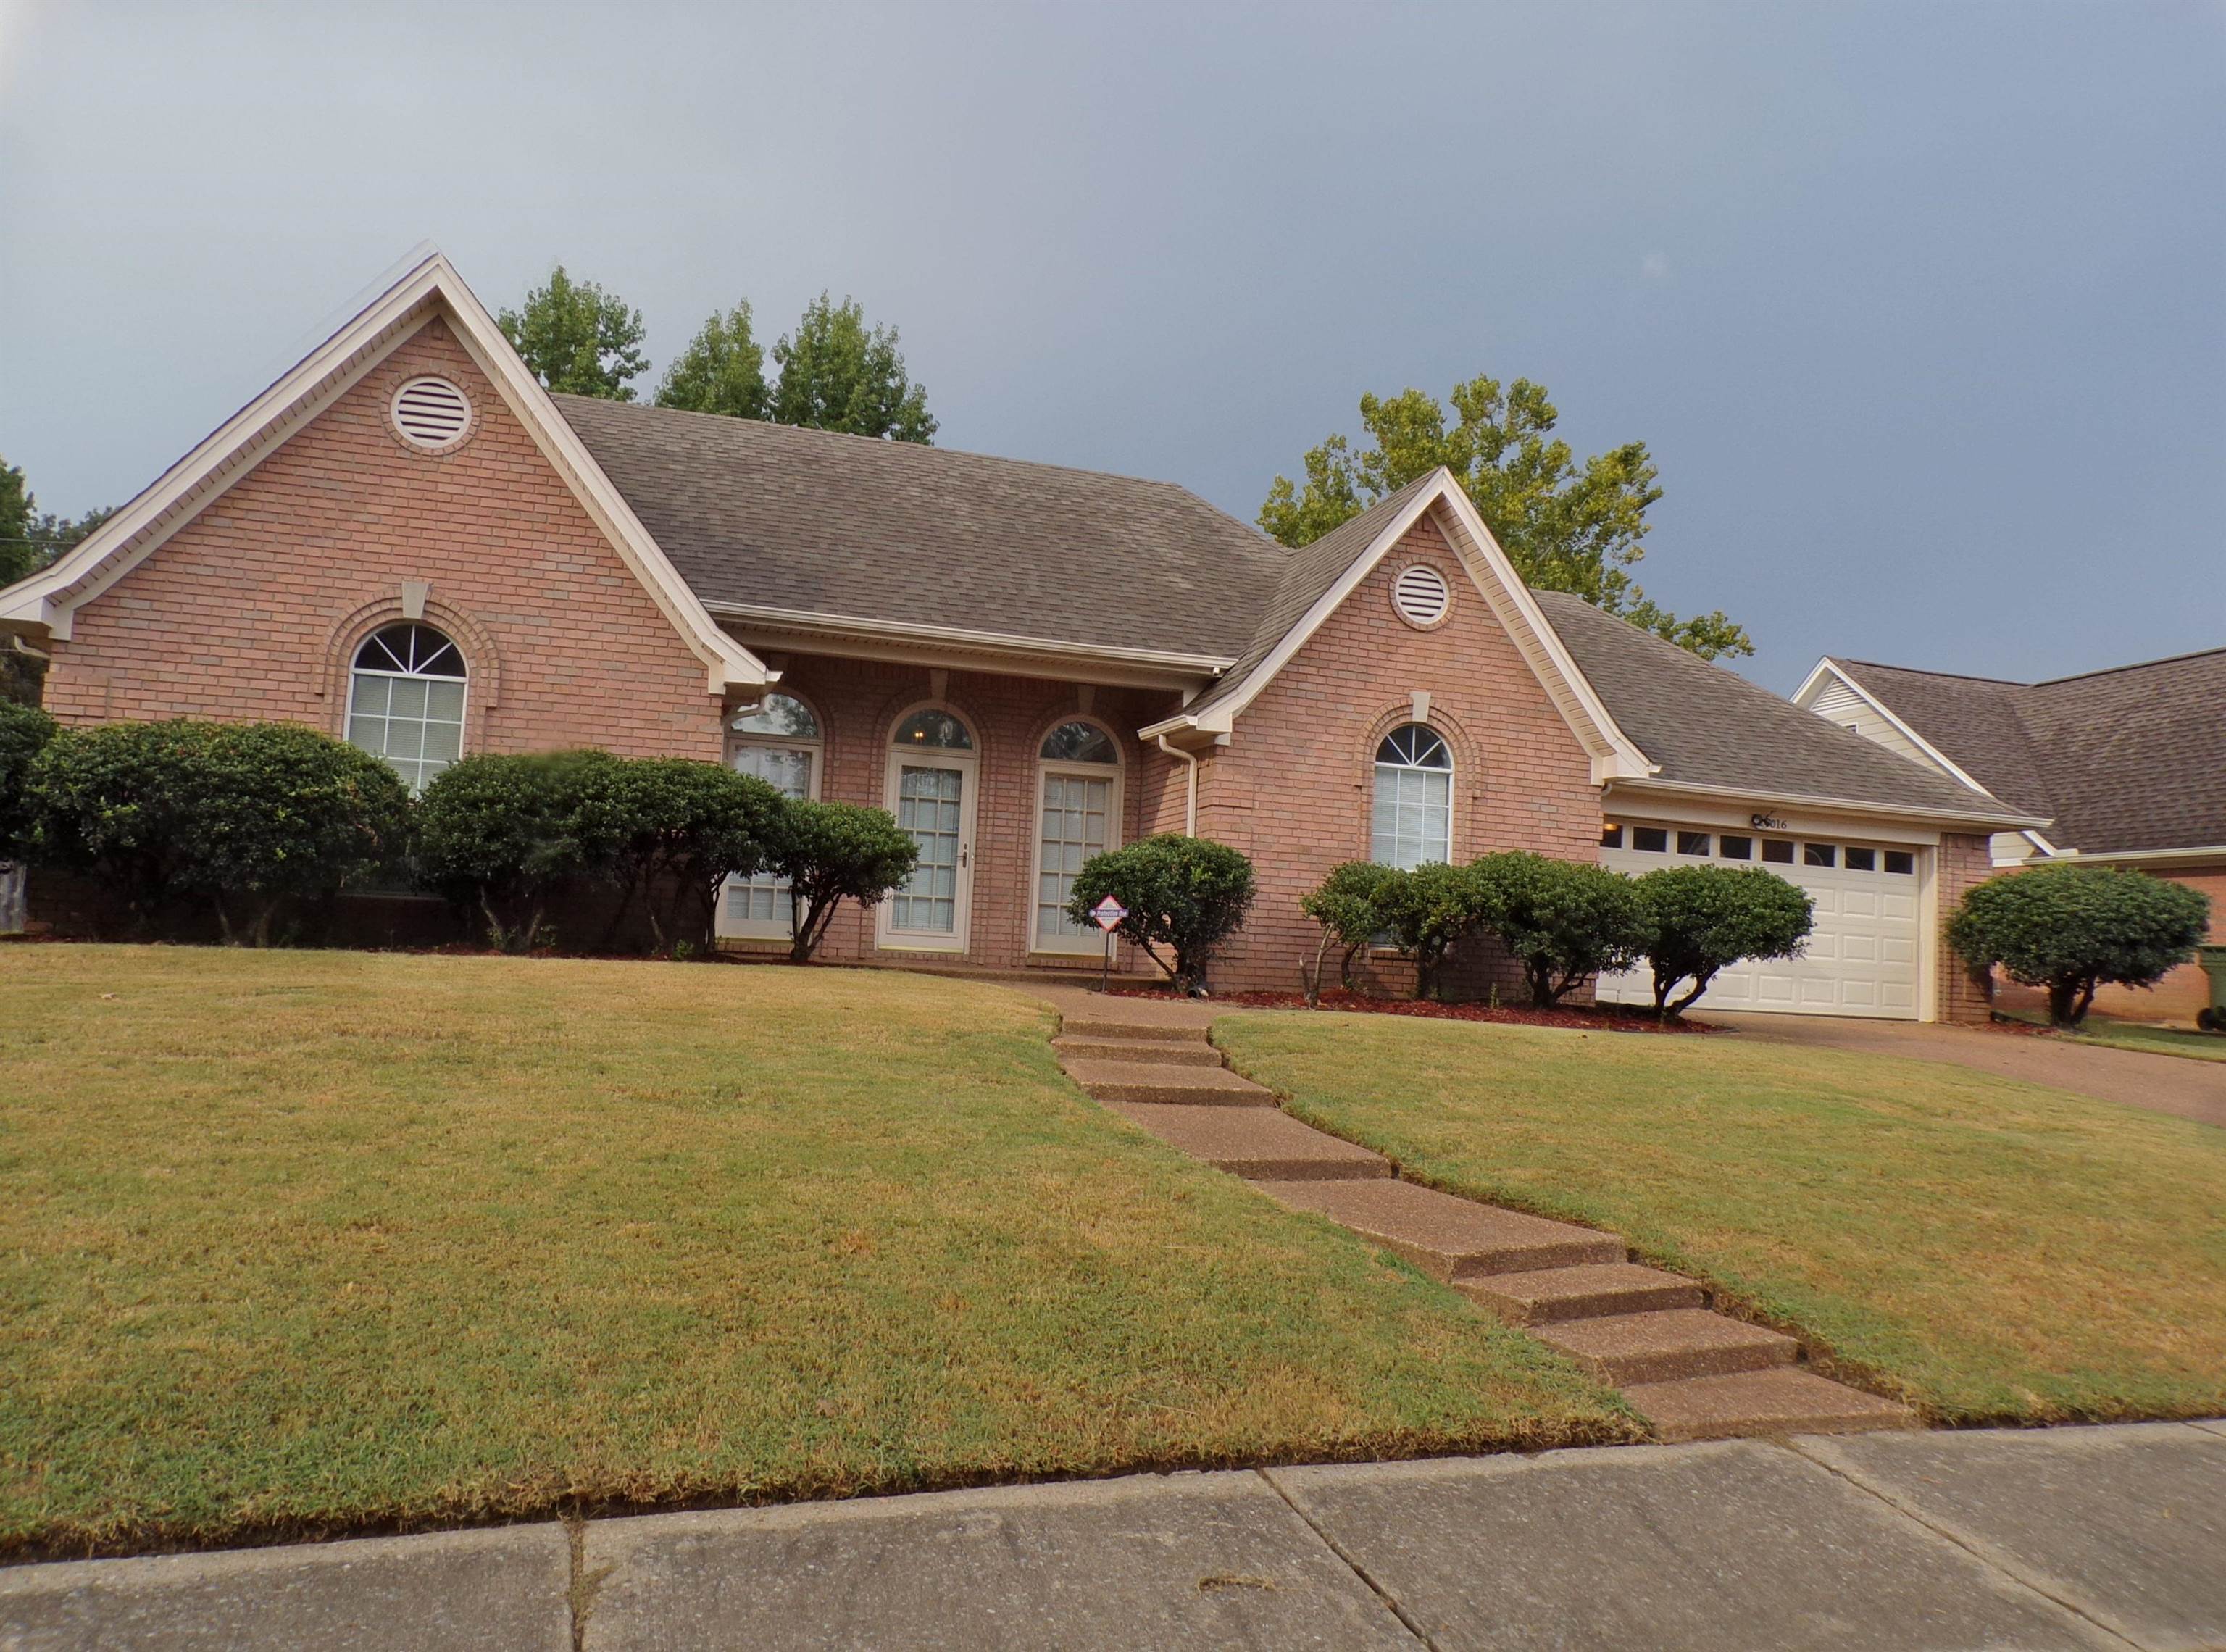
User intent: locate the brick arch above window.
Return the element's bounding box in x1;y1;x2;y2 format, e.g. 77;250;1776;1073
1354;701;1485;861
318;594;501;755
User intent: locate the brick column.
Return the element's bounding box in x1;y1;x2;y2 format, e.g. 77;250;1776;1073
1935;833;1996;1024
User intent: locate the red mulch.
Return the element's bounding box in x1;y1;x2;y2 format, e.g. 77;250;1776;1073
1109;985;1721;1034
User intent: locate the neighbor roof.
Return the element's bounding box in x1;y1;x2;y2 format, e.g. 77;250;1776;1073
1834;651;2226;853
554;396;1288;664
1535;591;2024;819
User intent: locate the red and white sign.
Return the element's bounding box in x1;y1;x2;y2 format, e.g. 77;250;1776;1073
1091;896;1128;933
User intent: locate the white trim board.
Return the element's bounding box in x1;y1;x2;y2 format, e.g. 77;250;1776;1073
0;249;770;694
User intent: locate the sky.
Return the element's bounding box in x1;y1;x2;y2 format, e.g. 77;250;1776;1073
1;1;2219;693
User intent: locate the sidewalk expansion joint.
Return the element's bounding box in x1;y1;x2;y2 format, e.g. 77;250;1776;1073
566;1517;610;1652
1254;1468;1441;1651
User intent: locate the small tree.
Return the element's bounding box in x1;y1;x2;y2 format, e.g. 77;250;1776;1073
602;758;785;954
415;749;624;951
767;800;918;962
1636;864;1814;1018
1372;861;1486;1001
1067;835;1256;994
1949;864;2210;1028
0;699;57;861
1472;851;1650;1008
26;719;411;943
1300;860;1398;1004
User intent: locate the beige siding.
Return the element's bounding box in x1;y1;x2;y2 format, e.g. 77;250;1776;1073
1806;680;1943;771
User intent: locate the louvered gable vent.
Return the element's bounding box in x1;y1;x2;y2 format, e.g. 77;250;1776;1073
391;377;472;451
1391;564;1451;627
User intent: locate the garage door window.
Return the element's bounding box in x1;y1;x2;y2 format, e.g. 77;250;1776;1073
1805;843;1836;867
1633;827;1669;853
1844;846;1877;871
1762;839;1794;864
1885;851;1915;875
1720;835;1753;860
1600;825;1622;848
1677;831;1711;856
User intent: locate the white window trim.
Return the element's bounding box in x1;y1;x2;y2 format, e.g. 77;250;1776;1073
1030;718;1125;956
1370;723;1455;871
720;695;825;943
343;628;469;794
878;702;979;954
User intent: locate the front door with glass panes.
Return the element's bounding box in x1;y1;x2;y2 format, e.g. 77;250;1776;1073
1033;719;1122;953
880;708;977;950
719;693;822;942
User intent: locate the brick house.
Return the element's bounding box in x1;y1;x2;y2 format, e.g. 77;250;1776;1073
1797;651;2226;1021
0;252;2043;1019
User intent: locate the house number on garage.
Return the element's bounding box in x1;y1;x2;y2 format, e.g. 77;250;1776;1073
1750;813;1788;830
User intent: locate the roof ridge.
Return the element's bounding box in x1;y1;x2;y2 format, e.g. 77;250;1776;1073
1835;657;2029;689
2030;643;2226;686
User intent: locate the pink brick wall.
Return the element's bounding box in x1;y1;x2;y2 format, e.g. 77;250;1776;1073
43;317;722;760
1935;832;1998;1024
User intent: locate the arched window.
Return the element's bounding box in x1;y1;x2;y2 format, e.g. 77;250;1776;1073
1034;719;1122;951
723;693;823;938
893;708;973;750
348;622;466;793
1372;723;1451;869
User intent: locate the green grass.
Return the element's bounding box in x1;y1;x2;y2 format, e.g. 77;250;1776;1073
2011;1012;2226;1064
1216;1012;2226;1427
0;947;1630;1556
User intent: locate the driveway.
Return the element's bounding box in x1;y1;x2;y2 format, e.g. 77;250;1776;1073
1701;1013;2226;1129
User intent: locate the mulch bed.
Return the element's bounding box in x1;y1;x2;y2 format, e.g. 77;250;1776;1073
1110;985;1722;1034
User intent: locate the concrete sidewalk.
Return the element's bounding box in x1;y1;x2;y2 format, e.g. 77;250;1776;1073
7;1422;2222;1651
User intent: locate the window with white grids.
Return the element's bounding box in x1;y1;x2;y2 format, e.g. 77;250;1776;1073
725;693;822;934
1033;719;1121;951
346;623;466;793
1370;723;1452;869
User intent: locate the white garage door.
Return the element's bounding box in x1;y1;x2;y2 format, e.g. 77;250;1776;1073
1594;826;1924;1019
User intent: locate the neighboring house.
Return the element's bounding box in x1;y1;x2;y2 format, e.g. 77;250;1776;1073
1796;651;2226;1021
0;251;2041;1017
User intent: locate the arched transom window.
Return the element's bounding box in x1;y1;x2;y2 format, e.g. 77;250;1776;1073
348;622;466;793
724;693;823;937
1034;719;1121;951
1371;723;1451;869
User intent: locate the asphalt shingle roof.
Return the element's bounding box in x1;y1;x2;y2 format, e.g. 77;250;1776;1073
1533;591;2015;818
1836;651;2226;853
554;396;1288;662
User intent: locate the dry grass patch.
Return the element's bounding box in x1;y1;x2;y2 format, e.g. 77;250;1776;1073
1216;1011;2226;1425
0;947;1629;1556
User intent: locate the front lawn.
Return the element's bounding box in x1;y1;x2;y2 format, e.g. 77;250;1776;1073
1217;1013;2226;1426
2000;1011;2226;1064
0;948;1627;1557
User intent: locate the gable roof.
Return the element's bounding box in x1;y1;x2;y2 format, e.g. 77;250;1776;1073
553;396;1287;669
1829;650;2226;853
0;250;770;693
1538;591;2046;825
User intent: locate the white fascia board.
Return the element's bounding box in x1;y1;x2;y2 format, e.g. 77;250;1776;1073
704;601;1234;678
1798;659;1999;795
5;249;768;692
1607;774;2052;833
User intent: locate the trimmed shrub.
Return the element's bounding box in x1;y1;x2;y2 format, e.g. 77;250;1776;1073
766;800;919;962
415;749;625;951
1635;864;1814;1018
0;698;56;862
1471;851;1651;1008
1067;834;1256;994
601;758;785;955
27;718;412;943
1949;863;2209;1027
1299;859;1399;1005
1373;861;1487;1001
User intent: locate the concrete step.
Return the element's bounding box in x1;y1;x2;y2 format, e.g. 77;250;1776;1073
1063;1061;1274;1106
1058;1015;1212;1045
1052;1035;1225;1067
1459;1262;1706;1326
1535;1309;1797;1386
1624;1368;1917;1443
1106;1102;1391;1181
1251;1178;1625;1280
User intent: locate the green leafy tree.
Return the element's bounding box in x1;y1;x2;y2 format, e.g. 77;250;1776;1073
1;457;112;703
1372;861;1487;1001
25;719;411;943
0;699;57;860
654;302;770;420
601;757;785;954
770;293;936;442
767;800;919;962
498;266;649;401
1299;859;1398;1004
1259;376;1751;659
1949;864;2210;1028
1067;835;1256;994
415;749;626;951
1635;864;1815;1018
1471;851;1651;1008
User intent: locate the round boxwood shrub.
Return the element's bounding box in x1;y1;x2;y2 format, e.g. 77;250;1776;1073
0;698;57;862
1471;851;1651;1008
1300;859;1400;1004
601;757;786;955
765;799;919;962
1067;834;1256;995
1372;861;1489;1001
1949;863;2210;1027
414;749;626;952
27;718;412;943
1634;864;1814;1018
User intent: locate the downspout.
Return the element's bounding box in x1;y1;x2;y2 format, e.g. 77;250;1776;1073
1156;735;1199;836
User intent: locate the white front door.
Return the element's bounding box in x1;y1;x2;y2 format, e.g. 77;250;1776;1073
1033;769;1117;952
881;753;977;949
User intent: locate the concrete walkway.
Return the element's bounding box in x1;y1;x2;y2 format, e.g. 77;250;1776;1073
6;1422;2221;1650
1701;1012;2226;1130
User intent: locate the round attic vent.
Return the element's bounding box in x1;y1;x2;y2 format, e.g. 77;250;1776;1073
391;377;472;451
1391;564;1451;628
